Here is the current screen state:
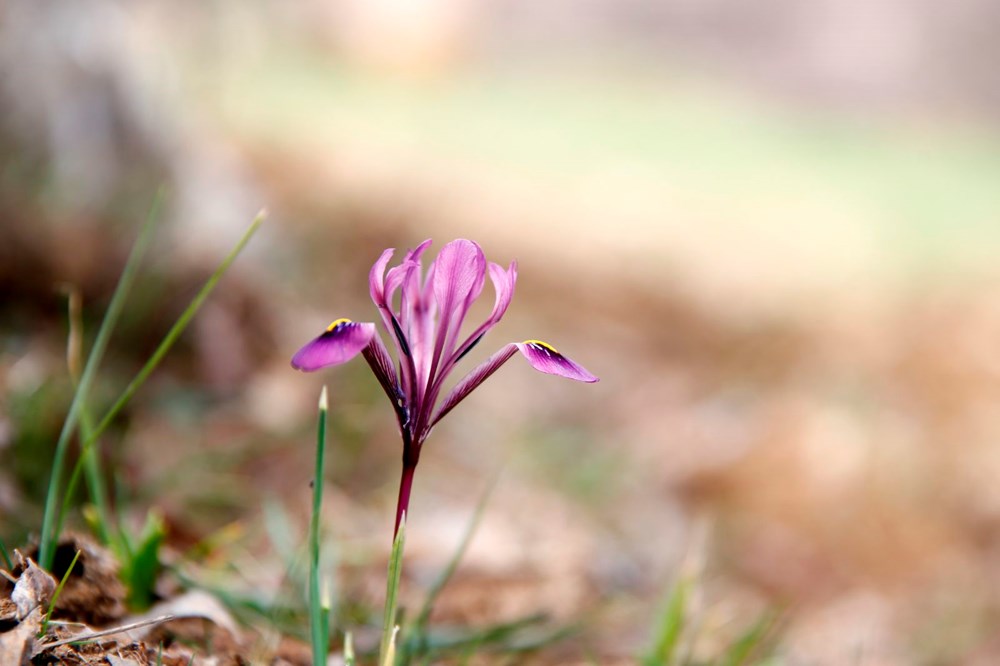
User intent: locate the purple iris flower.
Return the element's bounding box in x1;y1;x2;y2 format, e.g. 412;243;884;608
292;239;597;534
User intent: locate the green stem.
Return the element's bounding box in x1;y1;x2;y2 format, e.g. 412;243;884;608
309;386;330;665
379;512;407;665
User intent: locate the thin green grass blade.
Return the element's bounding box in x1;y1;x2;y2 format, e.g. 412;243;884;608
57;402;117;552
344;631;356;666
309;386;330;666
383;625;400;666
38;191;164;570
79;418;112;545
415;478;496;630
83;211;264;453
720;611;778;666
403;477;497;662
263;498;300;568
426;614;573;662
379;513;407;665
64;285;114;547
54;211;262;567
457;646;474;666
642;575;691;666
414;613;548;653
40;548;81;636
122;510;166;611
0;539;12;570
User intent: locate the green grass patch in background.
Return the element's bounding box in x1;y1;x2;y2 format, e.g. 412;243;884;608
202;46;1000;281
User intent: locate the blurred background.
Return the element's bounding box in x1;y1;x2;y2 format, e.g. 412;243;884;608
2;0;1000;663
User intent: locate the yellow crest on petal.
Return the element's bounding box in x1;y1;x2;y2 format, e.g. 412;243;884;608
327;318;352;332
523;339;558;353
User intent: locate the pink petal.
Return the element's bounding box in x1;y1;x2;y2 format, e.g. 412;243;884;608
515;341;598;382
368;248;396;305
431;343;518;427
291;320;377;371
430;239;487;362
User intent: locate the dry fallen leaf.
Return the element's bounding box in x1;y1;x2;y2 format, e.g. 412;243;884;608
132;589;239;639
10;558;55;620
0;606;42;666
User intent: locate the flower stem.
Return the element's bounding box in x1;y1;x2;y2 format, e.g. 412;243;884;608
394;463;416;538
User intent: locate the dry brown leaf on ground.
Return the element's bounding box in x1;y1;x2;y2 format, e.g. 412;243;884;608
0;606;42;666
10;555;56;620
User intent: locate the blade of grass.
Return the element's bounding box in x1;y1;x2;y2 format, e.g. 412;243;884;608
404;476;497;661
641;574;691;666
415;477;496;630
383;625;400;666
720;611;778;666
379;513;407;665
422;615;576;662
83;210;265;453
64;285;114;547
56;211;263;565
55;411;109;551
309;386;330;666
39;191;164;570
344;631;356;666
0;539;11;570
122;510;166;610
40;548;81;636
56;403;117;551
263;498;300;567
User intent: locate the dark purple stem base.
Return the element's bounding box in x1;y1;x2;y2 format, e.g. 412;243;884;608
394;462;416;538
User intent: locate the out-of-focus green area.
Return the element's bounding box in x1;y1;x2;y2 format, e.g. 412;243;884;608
211;46;1000;273
3;1;1000;663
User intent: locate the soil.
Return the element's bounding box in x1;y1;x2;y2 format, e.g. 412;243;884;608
1;536;315;666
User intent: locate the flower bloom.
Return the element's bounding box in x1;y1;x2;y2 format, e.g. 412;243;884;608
292;239;597;531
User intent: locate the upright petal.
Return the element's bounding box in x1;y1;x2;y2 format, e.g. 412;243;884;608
368;246;416;382
515;340;598;382
384;260;416;315
369;248;396;305
390;240;433;322
405;238;434;264
430;239;487;368
431;239;487;311
487;261;517;324
291;319;377;371
449;260;517;364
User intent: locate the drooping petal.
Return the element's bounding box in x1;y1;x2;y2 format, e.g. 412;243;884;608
291;319;377;371
515;340;598;382
430;343;518;428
